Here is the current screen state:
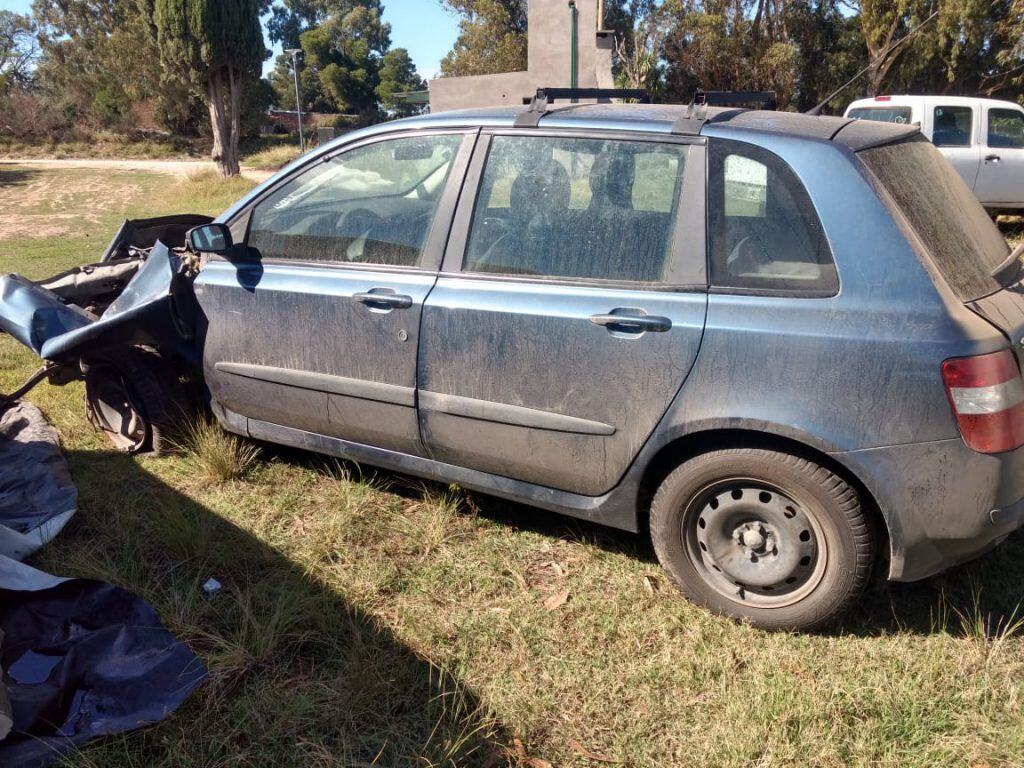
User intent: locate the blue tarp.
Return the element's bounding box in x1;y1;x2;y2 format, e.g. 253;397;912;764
0;403;206;767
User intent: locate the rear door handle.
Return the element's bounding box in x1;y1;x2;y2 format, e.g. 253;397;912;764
590;312;672;333
353;290;413;310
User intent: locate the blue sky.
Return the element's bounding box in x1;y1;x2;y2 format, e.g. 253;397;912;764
0;0;460;80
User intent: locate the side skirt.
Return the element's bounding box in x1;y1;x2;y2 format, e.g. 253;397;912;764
218;406;638;532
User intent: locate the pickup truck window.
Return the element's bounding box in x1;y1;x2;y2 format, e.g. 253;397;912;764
932;106;973;147
848;106;913;125
708;139;837;295
861;135;1009;302
988;109;1024;149
248;134;462;267
462;136;689;282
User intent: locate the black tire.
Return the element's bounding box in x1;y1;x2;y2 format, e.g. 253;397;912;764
650;448;874;631
83;347;194;455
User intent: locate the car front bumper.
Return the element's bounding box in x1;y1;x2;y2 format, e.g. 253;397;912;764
833;437;1024;582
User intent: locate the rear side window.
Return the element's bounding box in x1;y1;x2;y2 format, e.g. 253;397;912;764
988;109;1024;149
848;106;913;125
248;134;462;267
708;139;838;295
932;106;973;147
860;135;1009;301
462;135;688;282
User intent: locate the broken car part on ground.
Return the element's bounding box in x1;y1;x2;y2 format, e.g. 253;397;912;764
0;401;207;767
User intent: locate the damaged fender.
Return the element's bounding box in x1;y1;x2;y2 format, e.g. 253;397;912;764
0;241;201;366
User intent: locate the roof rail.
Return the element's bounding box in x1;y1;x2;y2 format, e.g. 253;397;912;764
671;89;778;135
514;87;650;128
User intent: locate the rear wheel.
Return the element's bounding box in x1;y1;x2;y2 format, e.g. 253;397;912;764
83;348;194;455
650;448;874;631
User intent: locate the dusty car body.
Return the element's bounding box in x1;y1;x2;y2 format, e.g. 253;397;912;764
3;101;1024;631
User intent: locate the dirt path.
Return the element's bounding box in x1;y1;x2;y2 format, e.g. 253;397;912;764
0;158;274;183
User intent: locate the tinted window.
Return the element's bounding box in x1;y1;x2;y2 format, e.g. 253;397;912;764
932;106;973;147
249;134;462;266
709;139;837;294
848;106;914;125
462;136;688;282
860;136;1009;301
988;109;1024;149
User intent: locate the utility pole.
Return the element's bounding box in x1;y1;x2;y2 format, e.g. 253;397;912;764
285;48;304;150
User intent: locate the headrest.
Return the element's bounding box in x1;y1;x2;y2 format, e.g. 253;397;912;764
589;152;635;209
510;162;572;218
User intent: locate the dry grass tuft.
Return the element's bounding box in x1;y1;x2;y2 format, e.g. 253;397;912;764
177;417;261;483
243;144;305;171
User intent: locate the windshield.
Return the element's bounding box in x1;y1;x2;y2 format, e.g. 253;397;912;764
859;135;1010;301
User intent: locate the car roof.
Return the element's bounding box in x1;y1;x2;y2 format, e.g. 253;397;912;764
380;103;919;152
847;95;1024;111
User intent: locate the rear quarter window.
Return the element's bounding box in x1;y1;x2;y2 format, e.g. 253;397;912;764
709;139;838;295
859;135;1009;301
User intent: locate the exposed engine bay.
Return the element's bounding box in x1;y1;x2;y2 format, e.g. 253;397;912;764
0;214;214;452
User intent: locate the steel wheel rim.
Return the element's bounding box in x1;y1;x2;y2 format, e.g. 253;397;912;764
681;478;828;609
88;366;147;453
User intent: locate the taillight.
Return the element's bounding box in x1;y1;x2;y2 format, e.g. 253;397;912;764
941;350;1024;453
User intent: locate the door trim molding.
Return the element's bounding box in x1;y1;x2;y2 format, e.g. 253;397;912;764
214;362;415;407
419;390;616;436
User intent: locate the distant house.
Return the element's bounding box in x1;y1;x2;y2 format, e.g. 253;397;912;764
266;110;343;133
428;0;614;112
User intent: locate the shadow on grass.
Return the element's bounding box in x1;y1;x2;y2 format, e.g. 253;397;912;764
259;443;1024;641
998;215;1024;244
42;447;514;767
0;167;40;188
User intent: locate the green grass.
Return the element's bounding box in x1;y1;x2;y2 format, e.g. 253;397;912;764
0;132;203;160
5;166;1024;766
243;144;307;171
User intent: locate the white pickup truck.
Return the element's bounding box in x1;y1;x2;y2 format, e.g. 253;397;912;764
845;95;1024;213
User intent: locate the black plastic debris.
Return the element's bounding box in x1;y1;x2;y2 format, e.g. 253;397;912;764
0;403;77;561
0;557;207;768
0;404;207;766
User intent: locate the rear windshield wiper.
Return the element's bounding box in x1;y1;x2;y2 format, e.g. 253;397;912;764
990;242;1024;283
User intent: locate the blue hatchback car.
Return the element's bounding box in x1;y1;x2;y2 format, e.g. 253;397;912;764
3;99;1024;630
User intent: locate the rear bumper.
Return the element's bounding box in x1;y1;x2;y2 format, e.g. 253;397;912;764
832;437;1024;582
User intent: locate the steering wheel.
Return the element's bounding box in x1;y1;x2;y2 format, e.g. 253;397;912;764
338;208;382;261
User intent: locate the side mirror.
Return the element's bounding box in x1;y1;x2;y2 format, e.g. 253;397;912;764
187;223;233;255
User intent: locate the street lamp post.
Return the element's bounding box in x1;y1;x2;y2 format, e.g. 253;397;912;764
285;48;304;150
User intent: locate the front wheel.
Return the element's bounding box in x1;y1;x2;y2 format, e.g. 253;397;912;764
650;448;874;631
83;348;194;455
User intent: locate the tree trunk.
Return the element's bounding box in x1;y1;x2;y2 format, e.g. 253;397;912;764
207;67;241;177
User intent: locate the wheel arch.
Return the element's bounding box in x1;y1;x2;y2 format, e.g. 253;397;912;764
635;428;891;571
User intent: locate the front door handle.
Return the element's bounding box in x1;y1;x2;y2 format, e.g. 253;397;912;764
590;312;672;333
353;290;414;310
986;154;1001;163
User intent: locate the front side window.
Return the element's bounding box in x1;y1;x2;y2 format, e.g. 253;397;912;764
709;139;837;294
462;135;689;282
988;109;1024;149
932;106;973;147
848;106;914;125
248;134;463;267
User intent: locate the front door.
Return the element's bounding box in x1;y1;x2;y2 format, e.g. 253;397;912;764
195;130;474;455
929;103;982;190
975;106;1024;207
418;132;708;497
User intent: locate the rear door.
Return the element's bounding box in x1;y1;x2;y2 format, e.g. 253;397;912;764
974;105;1024;207
195;130;475;455
417;131;708;497
928;102;982;190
